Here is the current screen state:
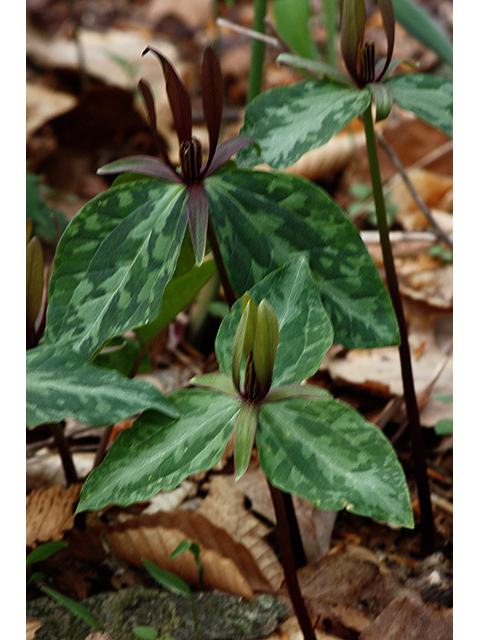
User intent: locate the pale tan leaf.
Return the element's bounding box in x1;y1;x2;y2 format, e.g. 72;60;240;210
198;475;284;590
106;508;273;599
147;0;214;30
26;483;82;548
285;131;366;182
84;634;114;640
26;617;42;640
26;83;77;139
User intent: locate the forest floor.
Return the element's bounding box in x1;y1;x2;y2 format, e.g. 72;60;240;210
27;1;453;638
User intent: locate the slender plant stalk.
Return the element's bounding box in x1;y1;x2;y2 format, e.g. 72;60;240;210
49;422;78;485
208;216;312;636
362;103;434;555
269;483;316;640
247;0;268;102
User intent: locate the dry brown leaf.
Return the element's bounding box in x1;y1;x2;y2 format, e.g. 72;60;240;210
285;131;366;182
147;0;214;29
106;508;273;599
390;168;453;231
358;596;453;640
198;475;284;590
26;83;77;139
26;483;82;548
84;634;114;640
26;617;42;640
27;449;94;493
255;615;340;640
27;26;181;91
297;546;404;635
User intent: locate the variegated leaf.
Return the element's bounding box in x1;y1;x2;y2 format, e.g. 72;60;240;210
78;389;241;511
26;344;179;429
206;170;399;349
236;80;371;169
385;73;453;138
45;180;188;358
215;256;334;387
257;397;414;528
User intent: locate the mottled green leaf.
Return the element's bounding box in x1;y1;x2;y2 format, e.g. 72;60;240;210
190;372;238;397
45;179;188;358
257;397;414;528
134;257;216;345
26;344;178;429
207;171;398;348
216;257;333;386
77;389;241;511
385;73;453;138
236;80;371;169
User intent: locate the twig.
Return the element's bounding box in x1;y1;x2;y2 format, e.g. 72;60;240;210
375;130;453;249
216;17;282;48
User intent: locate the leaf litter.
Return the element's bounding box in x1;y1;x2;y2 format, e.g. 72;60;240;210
27;1;453;638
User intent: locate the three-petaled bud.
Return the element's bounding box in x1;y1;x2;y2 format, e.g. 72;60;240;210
231;294;279;403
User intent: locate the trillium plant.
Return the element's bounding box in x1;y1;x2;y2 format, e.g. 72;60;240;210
26;3;452;636
98;46;252;266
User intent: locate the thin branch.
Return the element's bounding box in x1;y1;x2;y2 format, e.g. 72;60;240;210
375;130;453;249
216;17;281;48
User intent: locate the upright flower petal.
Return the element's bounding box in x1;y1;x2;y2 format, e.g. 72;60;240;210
231;297;257;394
340;0;366;84
252;300;279;399
138;78;177;171
143;46;192;145
376;0;395;81
185;184;209;266
200;46;224;175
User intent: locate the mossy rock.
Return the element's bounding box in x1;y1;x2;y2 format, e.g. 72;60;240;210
27;586;289;640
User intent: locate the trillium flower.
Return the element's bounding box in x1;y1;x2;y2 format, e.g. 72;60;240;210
340;0;395;87
98;46;252;265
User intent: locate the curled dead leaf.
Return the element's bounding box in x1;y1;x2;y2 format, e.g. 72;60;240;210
106;508;274;599
26;483;82;548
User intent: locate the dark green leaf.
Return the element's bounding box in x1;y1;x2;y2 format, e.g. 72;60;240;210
276;53;350;85
45;180;188;359
26;540;68;566
234;403;260;480
236;80;371;169
385;73;453;138
392;0;453;66
26;344;178;429
273;0;318;60
207;171;399;348
367;82;393;122
40;586;100;631
77;389;241;511
141;558;192;598
257;397;414;528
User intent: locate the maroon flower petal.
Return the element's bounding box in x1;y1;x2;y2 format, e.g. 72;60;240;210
200;46;224;174
376;0;395;81
340;0;366;84
138;78;176;171
202;136;254;177
186;184;209;265
97;155;182;182
143;46;192;145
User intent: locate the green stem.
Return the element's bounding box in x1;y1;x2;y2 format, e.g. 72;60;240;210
362;103;434;555
247;0;268;102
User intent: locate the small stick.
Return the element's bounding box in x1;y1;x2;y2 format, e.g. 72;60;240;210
375;130;453;249
216;17;281;48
